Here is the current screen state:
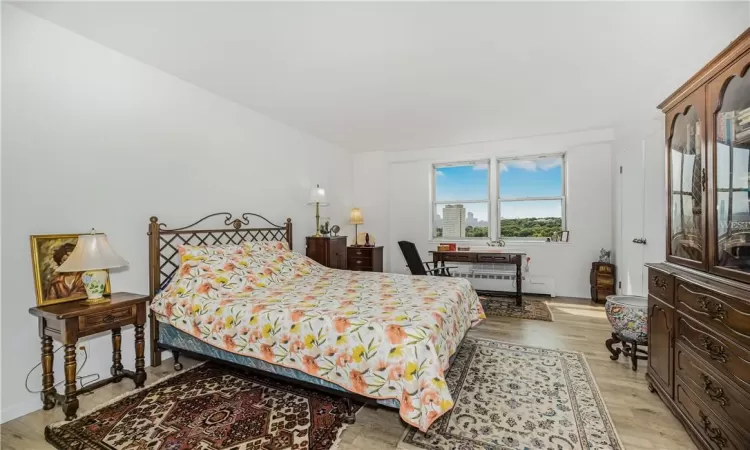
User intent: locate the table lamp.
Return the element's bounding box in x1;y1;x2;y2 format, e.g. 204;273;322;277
349;208;364;246
56;230;129;304
307;184;329;237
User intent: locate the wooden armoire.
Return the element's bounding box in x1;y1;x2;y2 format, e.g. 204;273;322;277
646;29;750;450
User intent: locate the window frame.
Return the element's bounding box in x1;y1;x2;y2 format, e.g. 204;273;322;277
497;153;566;241
431;159;491;240
429;154;567;242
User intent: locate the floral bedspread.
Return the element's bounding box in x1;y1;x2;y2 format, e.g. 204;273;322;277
150;243;485;431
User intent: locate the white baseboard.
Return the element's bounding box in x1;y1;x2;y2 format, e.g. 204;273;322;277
1;353;173;424
1;397;43;424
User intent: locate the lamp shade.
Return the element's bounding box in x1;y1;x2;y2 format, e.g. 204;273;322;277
349;208;364;225
307;184;329;206
56;232;129;272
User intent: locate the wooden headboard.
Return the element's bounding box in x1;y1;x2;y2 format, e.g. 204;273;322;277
146;212;292;366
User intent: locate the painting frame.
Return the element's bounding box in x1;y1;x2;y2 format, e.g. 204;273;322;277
30;233;111;306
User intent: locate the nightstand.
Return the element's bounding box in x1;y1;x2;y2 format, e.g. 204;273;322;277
347;246;384;272
306;236;347;269
28;292;149;420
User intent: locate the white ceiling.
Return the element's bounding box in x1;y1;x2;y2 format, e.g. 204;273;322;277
14;1;750;152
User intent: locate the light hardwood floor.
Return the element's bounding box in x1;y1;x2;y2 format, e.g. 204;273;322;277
1;297;695;450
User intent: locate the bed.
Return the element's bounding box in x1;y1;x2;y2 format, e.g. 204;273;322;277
147;213;485;431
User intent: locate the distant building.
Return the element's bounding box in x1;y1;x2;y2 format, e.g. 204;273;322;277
443;204;466;238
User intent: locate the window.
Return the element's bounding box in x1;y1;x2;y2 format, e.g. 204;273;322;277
498;155;565;239
430;155;566;241
432;161;489;238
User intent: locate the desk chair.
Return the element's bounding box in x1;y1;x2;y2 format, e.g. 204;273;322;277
398;241;456;276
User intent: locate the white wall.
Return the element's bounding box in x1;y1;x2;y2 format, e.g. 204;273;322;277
612;119;667;296
353;128;615;298
1;5;353;422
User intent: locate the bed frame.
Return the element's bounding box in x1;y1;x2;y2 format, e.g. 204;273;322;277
147;212;293;367
146;212;368;422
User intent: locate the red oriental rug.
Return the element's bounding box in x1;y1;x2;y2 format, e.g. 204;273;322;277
45;362;359;450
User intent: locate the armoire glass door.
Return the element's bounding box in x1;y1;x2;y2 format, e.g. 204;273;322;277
710;52;750;282
667;98;706;269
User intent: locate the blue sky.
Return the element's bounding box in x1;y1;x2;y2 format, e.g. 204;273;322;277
435;159;563;221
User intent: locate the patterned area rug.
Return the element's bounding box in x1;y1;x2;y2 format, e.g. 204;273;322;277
399;338;623;450
45;362;359;450
479;295;553;321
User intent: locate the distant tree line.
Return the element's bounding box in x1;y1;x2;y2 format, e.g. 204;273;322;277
500;217;562;237
435;217;562;239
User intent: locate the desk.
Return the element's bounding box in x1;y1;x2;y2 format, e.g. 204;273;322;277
430;250;526;306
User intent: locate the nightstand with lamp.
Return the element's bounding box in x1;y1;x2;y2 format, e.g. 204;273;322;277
28;230;150;420
347;208;383;272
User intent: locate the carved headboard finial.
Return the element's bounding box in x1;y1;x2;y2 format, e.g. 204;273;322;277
150;216;159;223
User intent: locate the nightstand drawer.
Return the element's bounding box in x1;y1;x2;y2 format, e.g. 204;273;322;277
79;306;136;333
348;247;373;257
348;256;373;268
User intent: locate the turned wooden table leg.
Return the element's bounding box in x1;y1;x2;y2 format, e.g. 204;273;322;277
40;335;56;410
134;324;146;388
111;328;123;381
62;344;78;420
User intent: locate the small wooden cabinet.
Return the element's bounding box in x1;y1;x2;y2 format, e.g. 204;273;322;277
28;293;149;420
347;246;384;272
589;262;615;303
306;236;347;269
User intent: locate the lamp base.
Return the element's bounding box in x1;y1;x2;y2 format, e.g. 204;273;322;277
82;269;109;304
82;296;111;306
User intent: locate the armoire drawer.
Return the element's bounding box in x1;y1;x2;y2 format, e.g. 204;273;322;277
676;281;750;348
674;381;747;450
676;343;750;440
648;268;674;305
676;315;750;394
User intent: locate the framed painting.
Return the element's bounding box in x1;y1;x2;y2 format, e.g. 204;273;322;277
30;234;111;306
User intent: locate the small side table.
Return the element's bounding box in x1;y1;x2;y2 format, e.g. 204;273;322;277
347;245;384;272
28;292;150;420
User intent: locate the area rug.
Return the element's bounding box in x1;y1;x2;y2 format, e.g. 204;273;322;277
479;295;553;321
45;362;359;450
399;338;623;450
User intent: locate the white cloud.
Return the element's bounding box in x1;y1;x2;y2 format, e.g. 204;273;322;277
436;170;445;177
537;157;562;171
501;157;562;172
472;163;488;171
504;160;539;171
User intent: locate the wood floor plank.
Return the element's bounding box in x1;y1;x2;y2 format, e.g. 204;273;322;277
0;296;696;449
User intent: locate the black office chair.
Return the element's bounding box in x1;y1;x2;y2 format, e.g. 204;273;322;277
398;241;456;276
